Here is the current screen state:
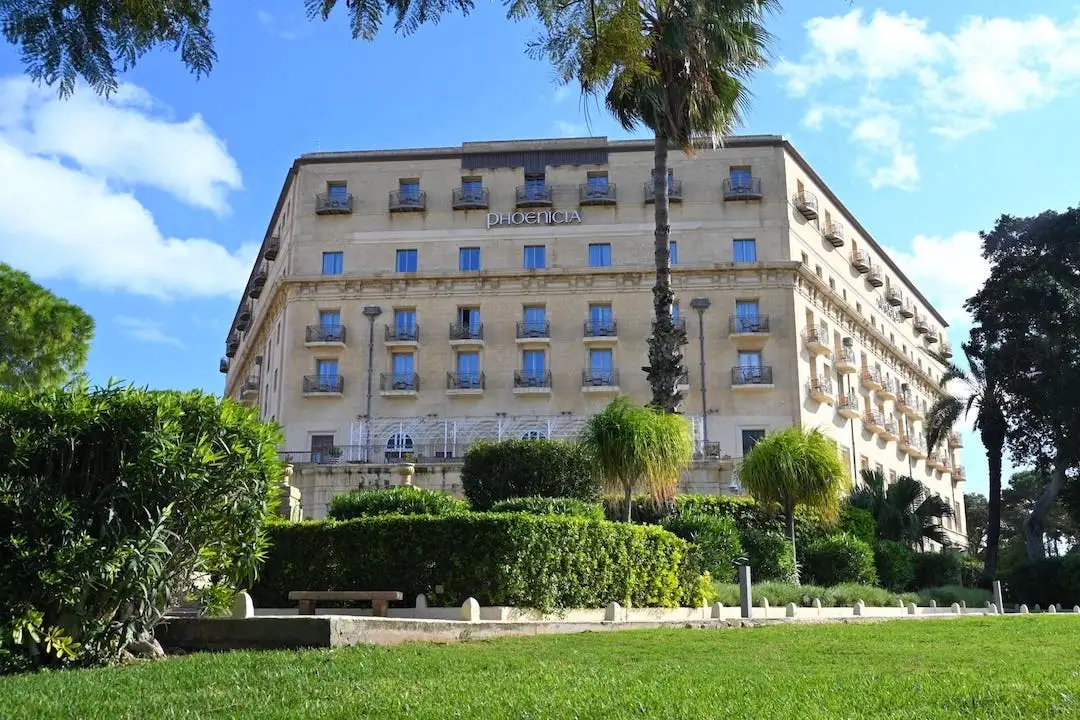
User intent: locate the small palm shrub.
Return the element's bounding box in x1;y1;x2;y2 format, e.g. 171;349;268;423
663;513;743;583
740;529;797;583
803;534;877;586
490;497;604;521
874;540;917;592
328;487;469;519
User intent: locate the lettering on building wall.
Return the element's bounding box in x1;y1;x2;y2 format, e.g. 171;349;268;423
485;210;583;230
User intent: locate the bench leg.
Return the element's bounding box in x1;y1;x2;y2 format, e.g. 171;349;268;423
372;599;389;617
298;599;316;615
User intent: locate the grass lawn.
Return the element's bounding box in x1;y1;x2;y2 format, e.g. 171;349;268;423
2;617;1078;719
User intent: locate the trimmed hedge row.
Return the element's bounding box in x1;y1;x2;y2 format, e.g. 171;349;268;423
461;440;599;510
328;487;470;519
252;515;712;611
489;497;605;521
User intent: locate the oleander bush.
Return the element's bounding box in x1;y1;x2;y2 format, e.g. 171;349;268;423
802;534;878;587
460;440;600;510
328;487;469;519
489;497;605;521
252;514;713;611
662;513;743;583
913;551;963;589
0;384;283;673
873;540;917;592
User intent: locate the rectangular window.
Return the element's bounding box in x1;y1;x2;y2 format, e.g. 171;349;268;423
318;310;340;329
522;349;546;377
322;251;343;275
733;238;757;263
462;177;483;195
523;306;546;332
589;303;613;325
459;247;480;271
327;182;348;202
741;429;766;457
316;359;338;378
310;434;336;464
729;167;753;190
588;348;614;385
652;168;675;186
391;353;414;376
394;309;416;335
524;245;546;269
586;172;609;194
589;243;612;267
670;241;678;265
524;173;546;202
734;300;760;333
398;178;420;201
457;351;480;386
395;249;418;273
458;307;480;330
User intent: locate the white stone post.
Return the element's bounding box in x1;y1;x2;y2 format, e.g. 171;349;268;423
1020;604;1029;614
951;602;961;615
785;602;797;618
605;601;621;622
906;602;917;615
711;602;725;619
1048;604;1057;614
231;591;254;619
853;600;865;617
993;580;1004;614
415;594;428;609
461;597;480;622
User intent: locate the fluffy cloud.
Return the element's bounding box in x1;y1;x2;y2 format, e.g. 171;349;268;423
885;231;989;326
779;10;1080;187
116;316;184;347
0;76;256;300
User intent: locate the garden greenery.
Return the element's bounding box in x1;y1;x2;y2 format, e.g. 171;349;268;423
328;487;469;519
802;534;878;587
662;513;743;583
460;439;599;510
489;497;605;521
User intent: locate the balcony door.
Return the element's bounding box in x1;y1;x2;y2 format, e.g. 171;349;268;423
392;353;414;387
589;348;613;385
522;350;545;383
457;352;480;387
737;351;762;383
734;300;760;333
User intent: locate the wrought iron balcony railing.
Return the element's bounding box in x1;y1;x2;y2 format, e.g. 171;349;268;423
449;322;484;341
315;192;353;214
584;319;617;337
385;324;420;342
451;187;489;210
514;370;552;388
644;180;683;203
731;365;773;386
515;185;553;207
582;368;619;386
306;324;346;344
516;321;550;339
380;372;419;391
447;371;484;390
579;183;617;205
389;189;426;212
722;177;763;200
303;375;343;394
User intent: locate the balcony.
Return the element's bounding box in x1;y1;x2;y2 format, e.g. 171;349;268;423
898;302;915;319
948;431;963;448
315;192;353;215
722;177;763;201
898;434;914;454
584;319;618;342
851;251;871;274
241;375;259;400
303;375;344;397
389;189;426;213
449;322;484;346
514;370;552;394
248;267;267;299
219;357;229;374
644;180;683;203
861;367;883;391
837;395;860;419
953;465;967;481
385;324;420;347
835;347;857;373
731;365;774;390
264;235;280;261
908;403;926;422
452;186;490;210
582;368;620;392
446;371;484;396
886;287;904;307
908;436;927;459
235;303;252;332
880;419;899;442
516;321;550;343
380;372;419;396
793;191;819;220
579;183;617;206
941;341;954;358
864;411;885;434
808;377;834;405
913;313;930;334
515;185;553;208
867;266;884;287
897;393;914;415
802;324;832;355
306;324;346;347
924;328;940;344
823;221;845;247
878;381;897;403
728;315;770;348
927;453;946;472
225;335;239;358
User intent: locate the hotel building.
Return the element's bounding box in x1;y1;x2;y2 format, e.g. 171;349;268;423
221;135;966;540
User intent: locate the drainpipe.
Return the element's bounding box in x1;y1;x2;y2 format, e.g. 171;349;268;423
362;306;383;460
690;298;711;445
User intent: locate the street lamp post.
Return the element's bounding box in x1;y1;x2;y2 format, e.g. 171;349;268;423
689;297;711;444
361;305;383;461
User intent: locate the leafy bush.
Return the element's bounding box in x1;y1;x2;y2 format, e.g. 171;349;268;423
918;585;993;607
913;551;962;589
802;534;877;586
711;582;917;608
960;555;985;588
461;440;600;510
740;529;797;583
252;515;712;611
662;514;743;583
0;384;282;673
489;497;605;521
328;487;469;519
838;506;876;546
874;540;917;592
1005;555;1080;607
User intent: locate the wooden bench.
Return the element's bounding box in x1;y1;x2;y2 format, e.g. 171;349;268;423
288;591;404;617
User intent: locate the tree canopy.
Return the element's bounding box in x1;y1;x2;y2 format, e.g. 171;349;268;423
0;263;94;390
848;470;954;549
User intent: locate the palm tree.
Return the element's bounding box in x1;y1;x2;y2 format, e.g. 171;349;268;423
739;426;849;577
530;0;777;411
849;470;955;548
582;396;693;521
925;339;1006;582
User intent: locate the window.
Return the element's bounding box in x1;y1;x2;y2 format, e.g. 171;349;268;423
588;348;614;384
875;463;884;476
735;351;763;384
524;173;546;201
458;307;480;332
385;432;414;461
316;359;338;378
319;310;340;329
672;302;680;322
829;278;836;291
523;306;546;333
521;429;547;440
741;429;765;457
734;300;760;332
327;182;348;203
889;470;897;485
456;352;480;387
310;434;336;464
394;309;417;339
459;247;480;271
589;303;613;331
398;178;420;201
815;265;822;278
461;177;484;202
801;251;809;264
733;238;757;263
522;349;546;380
729;167;753;190
586;172;609;197
396;249;418;273
589;243;612;267
670;242;678;265
322;251;343;275
524;245;546;269
859;456;869;471
391;353;414;383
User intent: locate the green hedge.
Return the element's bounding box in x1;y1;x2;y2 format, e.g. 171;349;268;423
803;534;877;586
489;497;605;521
253;515;712;611
914;551;963;589
741;529;797;583
1005;555;1080;607
662;514;743;583
461;440;600;510
328;487;469;519
960;555;984;588
874;540;916;592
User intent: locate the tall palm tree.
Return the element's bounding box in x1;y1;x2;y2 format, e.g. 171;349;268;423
582;396;693;521
849;470;955;548
530;0;778;411
925;339;1006;582
739;426;849;577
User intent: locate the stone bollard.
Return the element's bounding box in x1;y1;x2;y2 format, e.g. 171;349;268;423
785;602;797;618
1048;604;1057;614
1020;604;1029;614
907;602;917;616
853;600;865;617
461;597;480;622
1074;606;1080;614
1034;604;1041;613
711;602;724;619
738;565;752;619
897;599;905;612
415;594;428;610
960;600;967;610
951;602;961;615
812;598;822;614
993;580;1004;615
930;600;937;610
760;597;770;618
1056;603;1063;612
231;591;254;619
604;601;621;622
989;603;998;615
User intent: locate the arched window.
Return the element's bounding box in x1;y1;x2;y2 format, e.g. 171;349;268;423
385;432;414;461
520;429;546;441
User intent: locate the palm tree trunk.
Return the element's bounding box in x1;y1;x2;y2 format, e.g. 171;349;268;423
786;505;799;586
983;446;1003;582
623;485;633;523
645;131;684;413
1024;463;1066;560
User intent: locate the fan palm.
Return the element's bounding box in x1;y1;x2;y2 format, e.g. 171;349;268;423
739;426;849;578
924;339;1006;581
849;470;955;548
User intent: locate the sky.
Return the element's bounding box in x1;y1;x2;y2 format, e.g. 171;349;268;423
2;0;1080;497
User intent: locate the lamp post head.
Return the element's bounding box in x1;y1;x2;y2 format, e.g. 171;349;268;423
690;297;711;312
362;306;383;317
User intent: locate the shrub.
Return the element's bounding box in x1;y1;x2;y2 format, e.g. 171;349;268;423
461;440;600;510
913;551;962;589
0;384;282;673
802;534;877;586
874;540;917;592
960;555;984;588
252;515;712;611
328;487;469;519
711;582;917;608
662;514;743;583
1005;555;1080;607
918;585;992;608
490;497;605;521
838;506;876;546
740;529;797;583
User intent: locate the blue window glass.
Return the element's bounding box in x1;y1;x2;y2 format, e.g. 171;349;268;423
457;352;480;385
327;183;348;202
523;306;546;332
316;359;338;377
734;300;760;333
589;304;612;324
589;348;613;370
729;168;753;190
733;239;757;263
522;349;545;376
670;241;678;265
672;303;680;322
392;353;414;376
319;311;340;328
525;174;546;201
589;243;611;267
524;245;546;269
462;178;483;195
396;248;418;273
322;251;343;275
459;247;480;271
458;307;480;331
394;309;416;339
399;179;420;200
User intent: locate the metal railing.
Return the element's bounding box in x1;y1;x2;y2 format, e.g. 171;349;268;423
514;370;552;388
851;250;870;272
823;221;844;246
515;185;553;206
584;319;617;337
886;287;903;306
248;268;267;298
280;443;478;465
449;322;484;341
582;369;619;386
808;377;834;396
380;372;419;391
644;180;683;202
835;347;856;366
447;371;484;390
731;365;773;385
793;190;819;217
864;411;883;428
802;323;828;346
867;266;884;286
389;189;426;212
516;321;550;339
729;314;770;334
882;419;897;436
306;324;346;343
303;375;343;394
452;187;490;209
722;177;763;200
385;324;420;342
861;367;883;386
315;192;353;214
913;313;930;333
837;395;859;413
235;304;252;331
264;235;280;260
579;183;617;205
219;357;229;374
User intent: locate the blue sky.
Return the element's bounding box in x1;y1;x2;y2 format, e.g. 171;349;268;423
2;0;1080;496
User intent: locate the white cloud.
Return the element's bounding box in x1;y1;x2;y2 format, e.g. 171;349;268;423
256;9;302;41
0;76;256;299
885;231;989;326
116;317;184;347
256;9;274;26
553;120;587;137
850;113;918;190
552;85;573;103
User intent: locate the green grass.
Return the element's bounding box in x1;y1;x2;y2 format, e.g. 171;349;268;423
712;582;992;608
1;618;1078;718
